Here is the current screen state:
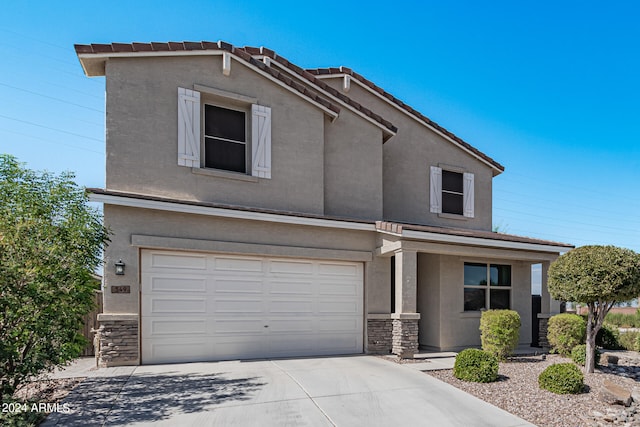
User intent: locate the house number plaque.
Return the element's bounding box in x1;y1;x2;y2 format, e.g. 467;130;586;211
111;286;131;294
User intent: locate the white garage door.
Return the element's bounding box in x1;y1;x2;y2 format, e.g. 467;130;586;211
141;250;364;364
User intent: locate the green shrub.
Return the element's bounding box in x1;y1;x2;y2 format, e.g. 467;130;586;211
635;333;640;352
596;324;623;350
479;309;521;360
617;330;640;351
571;344;600;366
453;348;499;383
604;310;640;328
547;313;586;356
538;363;584;394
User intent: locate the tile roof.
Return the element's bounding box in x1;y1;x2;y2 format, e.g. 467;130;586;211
376;221;573;249
87;188;572;250
238;46;397;134
75;41;341;116
308;67;505;173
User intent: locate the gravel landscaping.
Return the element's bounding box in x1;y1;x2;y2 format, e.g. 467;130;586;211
425;352;640;427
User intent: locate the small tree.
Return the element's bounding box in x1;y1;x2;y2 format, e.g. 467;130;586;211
0;155;109;402
548;245;640;373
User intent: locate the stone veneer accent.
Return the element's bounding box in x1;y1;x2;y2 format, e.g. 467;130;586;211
96;319;139;367
538;317;550;349
367;319;392;354
392;319;419;358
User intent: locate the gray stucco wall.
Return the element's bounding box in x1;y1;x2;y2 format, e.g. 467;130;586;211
418;254;532;351
323;80;496;231
104;56;386;220
417;253;441;348
323;113;383;220
102;204;382;315
105;56;326;214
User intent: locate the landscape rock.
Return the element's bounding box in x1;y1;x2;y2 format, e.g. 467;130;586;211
601;380;632;407
601;354;620;365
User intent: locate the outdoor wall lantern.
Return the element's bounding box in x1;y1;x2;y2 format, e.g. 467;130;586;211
114;259;126;275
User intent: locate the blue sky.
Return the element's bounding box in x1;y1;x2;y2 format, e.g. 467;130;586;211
1;1;639;253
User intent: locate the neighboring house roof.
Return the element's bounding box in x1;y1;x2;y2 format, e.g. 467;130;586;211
87;188;572;253
308;67;505;175
74;41;396;137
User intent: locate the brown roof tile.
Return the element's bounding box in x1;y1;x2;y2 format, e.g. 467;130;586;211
308;67;504;172
74;41;341;117
237;46;397;134
376;221;573;248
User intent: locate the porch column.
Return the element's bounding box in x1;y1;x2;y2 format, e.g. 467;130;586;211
538;261;561;349
392;250;420;358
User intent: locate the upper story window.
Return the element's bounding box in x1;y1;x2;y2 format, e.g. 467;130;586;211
204;104;247;173
463;262;511;311
430;166;474;218
177;87;272;179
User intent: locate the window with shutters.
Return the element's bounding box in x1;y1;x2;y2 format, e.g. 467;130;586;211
204;104;247;173
430;166;474;218
463;263;511;311
177;86;272;179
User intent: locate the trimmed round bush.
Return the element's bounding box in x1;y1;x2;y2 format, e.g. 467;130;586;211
453;348;499;383
571;344;600;367
480;309;521;360
538;363;584;394
547;313;586;356
596;324;622;350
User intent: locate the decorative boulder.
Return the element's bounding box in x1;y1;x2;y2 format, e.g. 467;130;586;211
600;380;632;407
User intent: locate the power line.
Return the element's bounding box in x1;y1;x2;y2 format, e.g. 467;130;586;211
0;128;103;155
0;114;103;143
0;82;104;113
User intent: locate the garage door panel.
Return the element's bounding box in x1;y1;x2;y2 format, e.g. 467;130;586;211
268;280;313;295
214;298;264;313
268;319;314;333
214;278;263;294
317;262;360;277
148;319;208;335
141;250;363;364
149;253;207;270
149;297;207;314
317;317;360;332
143;339;211;364
269;300;313;314
214;257;263;273
268;260;314;275
318;281;360;296
214;319;266;334
318;300;360;314
147;276;207;293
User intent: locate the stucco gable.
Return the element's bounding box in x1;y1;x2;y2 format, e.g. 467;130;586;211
308;67;505;175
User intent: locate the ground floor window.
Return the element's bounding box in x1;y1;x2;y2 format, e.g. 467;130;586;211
463;262;511;311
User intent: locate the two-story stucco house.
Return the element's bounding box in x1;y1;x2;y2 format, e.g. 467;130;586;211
75;40;572;367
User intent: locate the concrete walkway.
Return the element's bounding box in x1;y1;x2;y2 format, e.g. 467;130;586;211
42;355;534;427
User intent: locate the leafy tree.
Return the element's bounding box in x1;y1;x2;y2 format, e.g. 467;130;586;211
0;155;109;402
548;245;640;373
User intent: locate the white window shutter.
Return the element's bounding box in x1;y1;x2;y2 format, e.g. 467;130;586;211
251;104;272;179
463;172;475;218
430;166;442;214
177;87;200;168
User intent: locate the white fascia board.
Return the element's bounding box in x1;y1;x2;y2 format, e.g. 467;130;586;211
268;61;395;137
314;73;501;174
78;51;339;120
402;230;569;253
90;193;375;232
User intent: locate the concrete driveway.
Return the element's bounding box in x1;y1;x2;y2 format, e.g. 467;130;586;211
43;356;533;427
